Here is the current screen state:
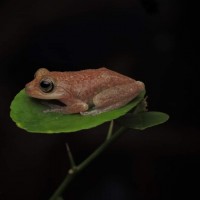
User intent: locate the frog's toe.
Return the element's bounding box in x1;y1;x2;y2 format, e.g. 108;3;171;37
43;108;64;113
80;109;102;116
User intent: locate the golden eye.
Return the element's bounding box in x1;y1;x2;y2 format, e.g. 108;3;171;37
39;79;54;93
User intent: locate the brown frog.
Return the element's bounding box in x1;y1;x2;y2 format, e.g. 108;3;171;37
25;67;145;115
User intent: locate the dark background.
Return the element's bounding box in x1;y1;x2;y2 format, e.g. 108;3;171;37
0;0;199;200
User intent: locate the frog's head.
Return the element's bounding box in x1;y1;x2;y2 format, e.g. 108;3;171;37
25;68;67;100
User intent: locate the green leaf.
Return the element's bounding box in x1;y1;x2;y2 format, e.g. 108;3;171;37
118;111;169;130
10;89;145;134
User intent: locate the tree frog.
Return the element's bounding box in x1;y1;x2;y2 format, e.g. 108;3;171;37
25;67;145;115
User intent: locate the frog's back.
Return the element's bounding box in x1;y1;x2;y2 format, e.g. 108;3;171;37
76;67;134;82
63;67;134;85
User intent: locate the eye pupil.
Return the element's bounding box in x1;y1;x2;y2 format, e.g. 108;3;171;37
40;79;54;93
40;81;50;88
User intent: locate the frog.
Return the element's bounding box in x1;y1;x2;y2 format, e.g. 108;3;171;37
25;67;145;115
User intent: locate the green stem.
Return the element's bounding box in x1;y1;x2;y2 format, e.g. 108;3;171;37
49;126;127;200
106;120;114;140
49;169;77;200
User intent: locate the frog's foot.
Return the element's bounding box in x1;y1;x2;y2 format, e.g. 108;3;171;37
43;108;64;113
80;109;102;116
80;102;125;116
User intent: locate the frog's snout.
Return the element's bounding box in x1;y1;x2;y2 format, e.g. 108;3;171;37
25;82;33;95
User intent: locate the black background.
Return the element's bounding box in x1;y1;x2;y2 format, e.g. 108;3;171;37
0;0;199;200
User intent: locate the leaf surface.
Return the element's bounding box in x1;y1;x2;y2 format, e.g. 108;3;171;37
10;89;145;133
118;111;169;130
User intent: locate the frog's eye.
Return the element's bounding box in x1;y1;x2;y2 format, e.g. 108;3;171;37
39;79;54;93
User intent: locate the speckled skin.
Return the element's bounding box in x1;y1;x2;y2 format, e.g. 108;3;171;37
25;67;145;115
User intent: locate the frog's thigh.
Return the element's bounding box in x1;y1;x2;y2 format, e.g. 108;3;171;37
93;82;140;110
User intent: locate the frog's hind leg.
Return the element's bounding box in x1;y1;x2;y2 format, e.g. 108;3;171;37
81;81;144;116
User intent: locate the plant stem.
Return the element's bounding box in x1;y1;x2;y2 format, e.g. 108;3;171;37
49;126;127;200
106;120;114;140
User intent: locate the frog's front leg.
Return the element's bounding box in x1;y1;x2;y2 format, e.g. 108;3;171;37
81;81;144;116
44;99;89;114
